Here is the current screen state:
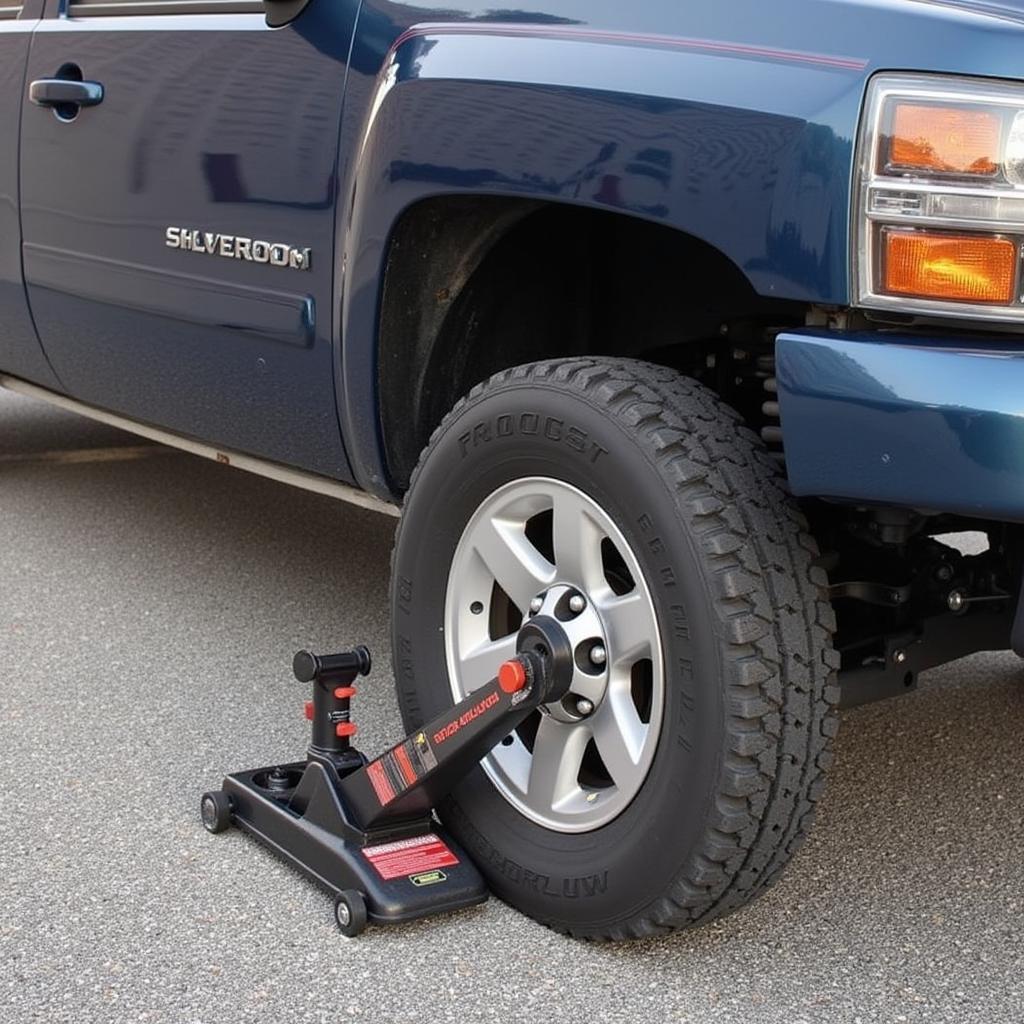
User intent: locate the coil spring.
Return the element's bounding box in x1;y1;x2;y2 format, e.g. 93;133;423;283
756;352;783;455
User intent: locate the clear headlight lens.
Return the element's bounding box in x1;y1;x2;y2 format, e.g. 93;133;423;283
854;74;1024;321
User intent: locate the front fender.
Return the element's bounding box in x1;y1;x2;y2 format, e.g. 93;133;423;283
336;18;865;496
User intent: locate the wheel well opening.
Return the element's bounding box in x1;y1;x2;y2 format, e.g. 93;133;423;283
377;196;801;492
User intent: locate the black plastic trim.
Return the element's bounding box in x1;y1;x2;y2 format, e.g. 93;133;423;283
264;0;308;28
66;0;262;16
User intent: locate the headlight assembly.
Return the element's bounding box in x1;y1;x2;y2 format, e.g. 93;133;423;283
854;73;1024;321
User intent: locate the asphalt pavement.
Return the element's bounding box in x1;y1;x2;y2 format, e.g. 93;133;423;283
1;387;1022;1024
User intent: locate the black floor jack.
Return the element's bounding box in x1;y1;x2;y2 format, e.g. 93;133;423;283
200;616;574;936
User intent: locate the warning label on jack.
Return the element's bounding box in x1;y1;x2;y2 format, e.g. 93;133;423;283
362;834;459;881
364;731;440;807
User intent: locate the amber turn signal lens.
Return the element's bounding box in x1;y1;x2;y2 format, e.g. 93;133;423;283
883;230;1018;304
889;103;1000;176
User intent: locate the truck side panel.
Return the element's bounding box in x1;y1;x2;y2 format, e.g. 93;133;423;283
0;2;60;391
19;4;359;479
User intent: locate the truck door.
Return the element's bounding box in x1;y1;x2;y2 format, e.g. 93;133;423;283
0;0;60;390
19;0;359;478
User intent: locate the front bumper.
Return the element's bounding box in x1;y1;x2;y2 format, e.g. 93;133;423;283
776;329;1024;522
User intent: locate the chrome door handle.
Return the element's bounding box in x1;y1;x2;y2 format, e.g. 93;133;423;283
29;78;104;109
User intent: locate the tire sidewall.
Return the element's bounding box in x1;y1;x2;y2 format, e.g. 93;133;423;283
392;375;727;929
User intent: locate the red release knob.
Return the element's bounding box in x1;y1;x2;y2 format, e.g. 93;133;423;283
336;722;358;738
334;686;357;699
304;700;314;721
498;659;528;694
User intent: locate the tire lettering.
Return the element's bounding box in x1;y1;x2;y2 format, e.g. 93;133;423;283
565;426;587;453
457;817;610;898
635;516;692;753
544;416;563;441
455;413;609;464
396;575;413;614
395;633;416;691
668;604;689;640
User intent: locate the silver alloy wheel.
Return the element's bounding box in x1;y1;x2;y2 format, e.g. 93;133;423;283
444;477;664;832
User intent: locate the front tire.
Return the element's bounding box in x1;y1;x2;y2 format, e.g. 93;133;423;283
391;358;838;938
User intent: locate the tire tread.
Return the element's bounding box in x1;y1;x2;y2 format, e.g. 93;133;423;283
397;357;838;939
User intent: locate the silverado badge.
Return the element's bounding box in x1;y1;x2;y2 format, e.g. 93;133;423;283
165;227;311;271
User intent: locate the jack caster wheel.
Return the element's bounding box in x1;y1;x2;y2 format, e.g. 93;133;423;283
200;790;233;834
334;890;368;937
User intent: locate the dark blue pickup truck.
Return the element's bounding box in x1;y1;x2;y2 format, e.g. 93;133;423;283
4;0;1024;939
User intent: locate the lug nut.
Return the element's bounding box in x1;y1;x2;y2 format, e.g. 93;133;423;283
590;645;607;666
529;596;543;614
575;698;595;716
568;594;586;614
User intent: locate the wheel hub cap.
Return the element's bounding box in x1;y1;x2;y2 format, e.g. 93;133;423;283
527;584;608;724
